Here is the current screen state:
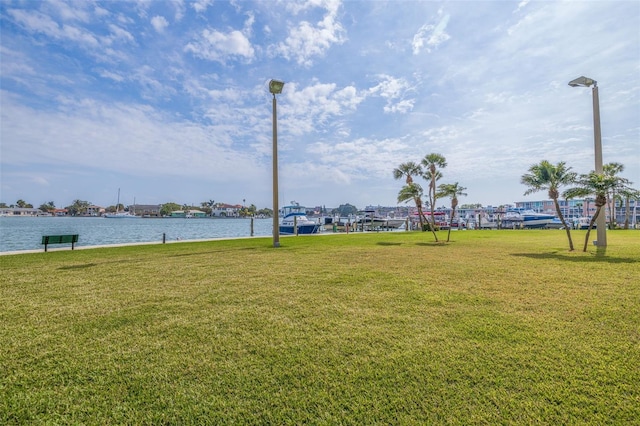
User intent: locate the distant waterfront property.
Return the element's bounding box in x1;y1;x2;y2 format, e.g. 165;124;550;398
170;210;208;218
1;197;638;228
0;207;41;217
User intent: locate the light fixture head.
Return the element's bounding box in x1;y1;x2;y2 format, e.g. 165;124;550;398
269;79;285;94
568;76;596;87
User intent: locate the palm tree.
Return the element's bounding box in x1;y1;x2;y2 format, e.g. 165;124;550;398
393;161;422;184
421;153;447;241
38;201;56;213
618;187;640;229
393;161;423;228
521;160;577;251
602;162;630;229
397;183;426;230
436;182;467;242
68;199;90;216
564;171;618;252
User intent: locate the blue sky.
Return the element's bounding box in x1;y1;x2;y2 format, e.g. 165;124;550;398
1;0;639;210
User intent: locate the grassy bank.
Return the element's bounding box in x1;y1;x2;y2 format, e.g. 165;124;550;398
1;230;639;424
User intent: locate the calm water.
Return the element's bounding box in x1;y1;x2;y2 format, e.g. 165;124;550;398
0;217;274;253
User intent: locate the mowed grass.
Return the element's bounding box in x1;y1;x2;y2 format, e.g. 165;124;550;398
1;230;638;424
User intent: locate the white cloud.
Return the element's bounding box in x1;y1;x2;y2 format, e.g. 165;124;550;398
185;29;254;62
151;16;169;33
0;95;266;184
285;0;342;15
94;6;110;18
8;8;99;48
131;66;177;99
107;23;135;43
412;10;450;55
274;1;346;66
184;13;255;63
45;0;92;23
0;46;36;78
368;75;415;114
192;0;214;14
171;0;186;20
282;82;365;137
97;69;125;82
385;99;415;114
515;1;530;13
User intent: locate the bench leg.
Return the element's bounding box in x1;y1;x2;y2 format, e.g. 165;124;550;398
44;243;48;252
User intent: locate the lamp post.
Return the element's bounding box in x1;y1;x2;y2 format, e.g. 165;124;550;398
569;76;606;247
269;79;285;248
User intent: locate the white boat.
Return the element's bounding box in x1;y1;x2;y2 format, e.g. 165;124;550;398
503;209;554;229
378;217;406;229
104;189;139;218
546;218;565;229
357;210;405;230
475;218;498;229
279;202;320;235
573;217;595;230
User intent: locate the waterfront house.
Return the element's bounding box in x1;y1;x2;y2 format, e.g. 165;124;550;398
170;209;207;218
86;205;104;216
0;207;41;217
130;204;162;217
211;203;242;217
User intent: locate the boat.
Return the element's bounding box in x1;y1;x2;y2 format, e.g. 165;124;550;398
546;218;566;229
279;202;320;235
321;216;355;232
104;210;139;218
449;218;467;229
104;189;139;218
421;211;451;230
379;217;405;229
502;208;554;229
357;210;405;230
573;217;595;230
475;218;498;229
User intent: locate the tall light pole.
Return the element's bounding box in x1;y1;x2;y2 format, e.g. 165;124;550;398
269;79;285;248
569;76;607;247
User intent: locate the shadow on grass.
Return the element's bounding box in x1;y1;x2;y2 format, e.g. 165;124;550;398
415;241;447;247
376;242;403;246
171;247;259;257
54;247;261;268
58;263;99;270
511;252;638;264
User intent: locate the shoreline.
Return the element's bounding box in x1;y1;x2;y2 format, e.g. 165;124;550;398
0;231;350;256
0;235;268;256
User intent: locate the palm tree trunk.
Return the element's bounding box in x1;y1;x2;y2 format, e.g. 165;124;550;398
552;198;574;251
447;210;455;242
415;198;425;228
429;225;438;242
624;197;630;229
429;183;438;242
583;206;602;252
608;193;616;229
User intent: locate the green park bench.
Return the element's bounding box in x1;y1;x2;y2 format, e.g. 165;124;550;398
41;234;79;252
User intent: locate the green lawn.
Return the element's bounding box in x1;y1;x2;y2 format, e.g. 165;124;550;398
1;230;639;424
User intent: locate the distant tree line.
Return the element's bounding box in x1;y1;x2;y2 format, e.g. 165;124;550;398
0;199;275;217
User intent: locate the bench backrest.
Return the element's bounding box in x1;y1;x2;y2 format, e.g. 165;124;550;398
41;235;79;244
